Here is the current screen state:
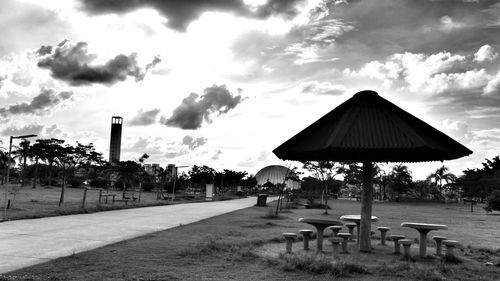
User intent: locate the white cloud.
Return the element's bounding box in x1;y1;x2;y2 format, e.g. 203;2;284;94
474;44;498;62
439;16;464;32
299;81;346;95
354;51;493;94
483;70;500;95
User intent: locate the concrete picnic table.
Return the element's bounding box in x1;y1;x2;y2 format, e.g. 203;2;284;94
401;222;448;257
298;218;343;252
340;215;379;242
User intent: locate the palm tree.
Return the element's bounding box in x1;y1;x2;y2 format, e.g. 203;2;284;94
12;140;32;186
29;141;45;188
427;165;457;198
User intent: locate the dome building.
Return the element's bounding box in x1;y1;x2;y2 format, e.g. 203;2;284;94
255;165;301;190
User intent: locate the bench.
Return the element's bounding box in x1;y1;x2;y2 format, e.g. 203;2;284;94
99;193;117;204
122;190;141;202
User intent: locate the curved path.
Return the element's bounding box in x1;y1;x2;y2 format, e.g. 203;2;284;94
0;196;273;274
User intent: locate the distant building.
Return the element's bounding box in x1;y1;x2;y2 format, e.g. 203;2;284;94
166;164;176;181
144;163;161;176
109;116;123;164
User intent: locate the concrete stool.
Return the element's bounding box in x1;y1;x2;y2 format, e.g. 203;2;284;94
345;223;357;241
433;236;447;256
283;233;298;253
329;237;344;256
299;229;314;251
337;233;352;253
329;226;343;237
390;235;406;254
442;240;459;257
399;239;413;259
377;227;390;245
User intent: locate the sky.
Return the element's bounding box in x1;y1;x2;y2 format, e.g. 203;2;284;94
0;0;499;179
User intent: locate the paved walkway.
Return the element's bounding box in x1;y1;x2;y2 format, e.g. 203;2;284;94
0;196;272;274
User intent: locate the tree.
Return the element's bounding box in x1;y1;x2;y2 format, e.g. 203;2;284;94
29;141;45;188
302;161;343;214
484;190;500;212
35;138;65;186
456;156;500;201
339;163;364;194
388;164;413;199
0;148;13;185
374;168;390;200
114;160;142;190
12;139;32;186
427;166;457;200
189;165;216;186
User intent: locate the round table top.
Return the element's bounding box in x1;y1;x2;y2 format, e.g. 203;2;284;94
298;218;343;227
340;215;379;222
401;222;448;230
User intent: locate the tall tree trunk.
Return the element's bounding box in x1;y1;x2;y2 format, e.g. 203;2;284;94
47;162;53;187
359;161;373;252
21;156;27;187
58;184;65;206
323;183;329;214
32;158;39;189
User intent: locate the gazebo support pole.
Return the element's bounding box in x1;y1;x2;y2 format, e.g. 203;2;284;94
359;161;373;252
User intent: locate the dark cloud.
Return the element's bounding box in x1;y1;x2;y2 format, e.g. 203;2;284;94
0;88;73;118
128;108;160;126
45;124;62;136
37;40;159;86
162;85;243;130
79;0;305;32
35;45;52;56
1;123;44;137
182;135;207;150
165;150;188;159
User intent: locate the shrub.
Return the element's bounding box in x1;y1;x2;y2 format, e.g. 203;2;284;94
68;177;83;188
142;182;155;192
89;177;107;189
484;190;500;212
279;253;368;276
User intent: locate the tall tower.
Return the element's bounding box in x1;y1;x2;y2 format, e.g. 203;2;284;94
109;116;123;164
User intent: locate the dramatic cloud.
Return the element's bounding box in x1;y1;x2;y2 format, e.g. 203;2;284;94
300;81;345;95
483;71;500;95
37;40;159;86
79;0;306;31
1;123;44;137
182;135;207;150
35;45;52;56
355;50;492;94
44;124;62;136
474;44;498;62
128;108;160;126
0;88;73;118
162;85;243;130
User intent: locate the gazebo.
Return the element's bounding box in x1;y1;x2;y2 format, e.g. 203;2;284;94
273;90;472;251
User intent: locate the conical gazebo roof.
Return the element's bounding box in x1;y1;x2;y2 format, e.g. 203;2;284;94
273;90;472;162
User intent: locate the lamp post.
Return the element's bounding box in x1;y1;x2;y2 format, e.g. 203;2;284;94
171;165;189;202
3;134;37;220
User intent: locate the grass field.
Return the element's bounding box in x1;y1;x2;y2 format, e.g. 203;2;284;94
1;198;499;280
0;184;208;221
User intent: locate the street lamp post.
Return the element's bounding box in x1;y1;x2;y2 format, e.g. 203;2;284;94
171;165;188;202
3;134;37;220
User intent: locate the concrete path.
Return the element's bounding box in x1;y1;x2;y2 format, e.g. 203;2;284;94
0;196;272;274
